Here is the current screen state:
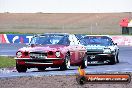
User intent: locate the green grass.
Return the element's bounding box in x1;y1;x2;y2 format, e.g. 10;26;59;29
0;31;132;35
0;56;16;68
0;32;34;34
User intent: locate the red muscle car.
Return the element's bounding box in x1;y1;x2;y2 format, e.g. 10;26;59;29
15;33;87;72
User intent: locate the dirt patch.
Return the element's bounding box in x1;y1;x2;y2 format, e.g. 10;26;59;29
0;74;132;88
0;13;132;34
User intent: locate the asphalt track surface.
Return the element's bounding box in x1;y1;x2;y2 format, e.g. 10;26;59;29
0;44;132;78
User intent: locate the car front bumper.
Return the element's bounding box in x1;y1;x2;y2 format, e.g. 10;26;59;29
87;54;114;64
15;57;64;67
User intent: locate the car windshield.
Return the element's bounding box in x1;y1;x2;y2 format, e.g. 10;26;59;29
80;36;113;46
30;35;70;45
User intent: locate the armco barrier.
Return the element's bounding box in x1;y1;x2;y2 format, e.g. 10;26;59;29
0;34;33;43
111;36;132;46
0;34;132;46
0;34;6;43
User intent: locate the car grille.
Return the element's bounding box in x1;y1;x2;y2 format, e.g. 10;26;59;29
87;51;103;55
30;52;47;59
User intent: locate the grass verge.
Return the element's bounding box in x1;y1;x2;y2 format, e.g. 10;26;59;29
0;56;16;68
0;32;34;34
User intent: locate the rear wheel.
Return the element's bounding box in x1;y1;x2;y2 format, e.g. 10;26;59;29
16;64;27;73
60;54;70;70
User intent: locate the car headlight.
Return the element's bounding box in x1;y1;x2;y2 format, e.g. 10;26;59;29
103;48;111;54
16;51;22;57
55;51;60;57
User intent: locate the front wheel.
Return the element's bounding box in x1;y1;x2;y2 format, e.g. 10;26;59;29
60;54;70;70
109;55;116;65
16;64;27;73
116;53;119;63
81;55;88;69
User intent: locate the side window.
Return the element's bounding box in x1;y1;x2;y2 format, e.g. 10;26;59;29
111;39;115;45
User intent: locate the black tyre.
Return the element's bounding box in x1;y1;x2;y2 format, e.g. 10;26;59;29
16;64;27;73
81;55;88;69
116;53;119;63
60;53;70;70
38;67;46;71
109;55;116;65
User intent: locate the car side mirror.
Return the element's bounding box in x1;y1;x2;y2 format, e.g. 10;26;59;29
114;43;117;45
